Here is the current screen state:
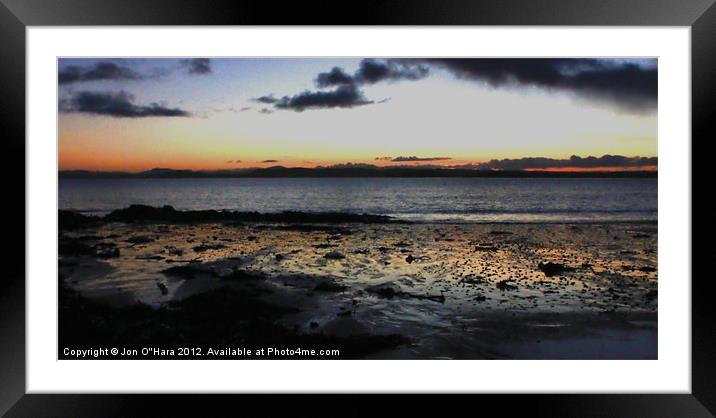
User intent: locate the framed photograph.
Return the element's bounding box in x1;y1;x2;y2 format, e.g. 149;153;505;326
2;0;712;415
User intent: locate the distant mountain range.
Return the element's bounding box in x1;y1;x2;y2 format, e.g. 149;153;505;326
59;165;657;179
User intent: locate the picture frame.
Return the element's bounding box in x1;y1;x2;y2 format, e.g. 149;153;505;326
1;0;712;415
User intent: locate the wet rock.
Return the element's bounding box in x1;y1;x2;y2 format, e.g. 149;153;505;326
220;267;266;281
59;238;119;258
192;243;226;252
475;244;499;252
538;262;573;277
59;239;94;257
496;280;518;291
94;243;120;259
324;251;346;260
59;283;404;359
366;284;400;299
406;254;430;263
462;275;485;285
314;281;347;292
164;246;184;256
313;243;336;249
106;204;403;224
473;294;487;302
156;281;168;295
367;284;444;303
126;235;156;244
164;258;202;264
136;254;163;260
58;210;101;231
420;294;446;303
161;265;208;279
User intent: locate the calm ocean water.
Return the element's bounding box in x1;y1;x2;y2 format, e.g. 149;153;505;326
58;177;657;223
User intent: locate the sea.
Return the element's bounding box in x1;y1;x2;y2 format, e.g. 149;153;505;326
58;177;657;224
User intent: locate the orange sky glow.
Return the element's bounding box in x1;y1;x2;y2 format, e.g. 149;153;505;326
58;58;657;173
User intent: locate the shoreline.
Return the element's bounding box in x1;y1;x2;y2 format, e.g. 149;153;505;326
60;204;658;227
59;207;658;359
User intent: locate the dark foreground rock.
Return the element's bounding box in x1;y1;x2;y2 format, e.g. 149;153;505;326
59;238;119;258
314;280;348;292
59;277;407;359
59;210;102;230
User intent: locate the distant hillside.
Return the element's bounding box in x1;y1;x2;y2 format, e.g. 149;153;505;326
59;166;658;179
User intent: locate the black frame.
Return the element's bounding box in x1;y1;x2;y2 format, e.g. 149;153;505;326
1;0;712;416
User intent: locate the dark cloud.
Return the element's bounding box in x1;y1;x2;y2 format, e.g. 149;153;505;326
59;91;191;118
260;59;426;112
262;58;654;113
180;58;212;75
253;95;278;104
390;156;452;162
315;67;355;88
399;58;657;112
259;108;274;114
261;159;279;163
354;59;429;85
274;84;372;111
59;62;143;84
314;59;429;88
476;155;657;170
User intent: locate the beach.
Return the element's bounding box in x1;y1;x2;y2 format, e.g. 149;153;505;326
59;206;657;359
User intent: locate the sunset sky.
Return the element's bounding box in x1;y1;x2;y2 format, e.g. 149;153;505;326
58;58;657;172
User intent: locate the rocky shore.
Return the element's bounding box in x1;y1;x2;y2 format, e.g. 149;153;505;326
59;206;658;359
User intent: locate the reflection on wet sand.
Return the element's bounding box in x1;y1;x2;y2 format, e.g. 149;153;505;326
59;218;657;359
